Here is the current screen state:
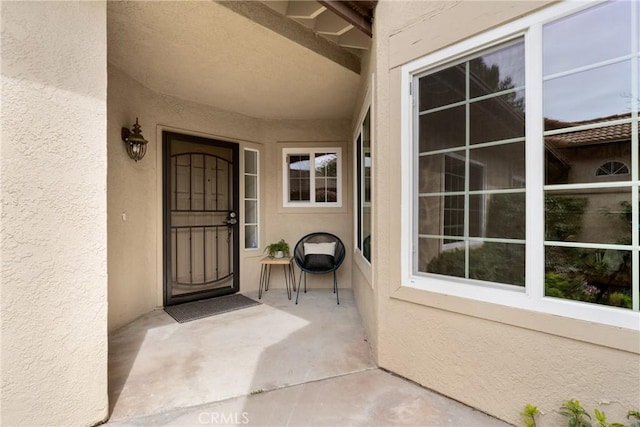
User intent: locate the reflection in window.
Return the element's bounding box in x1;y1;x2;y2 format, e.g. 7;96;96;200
419;65;465;111
314;153;338;203
443;155;485;244
542;0;633;127
356;108;372;262
416;39;526;287
543;0;631;76
419;106;466;152
469;41;525;97
542;0;636;310
543;61;631;126
595;161;629;176
545;123;632;185
470;91;525;144
288;154;310;202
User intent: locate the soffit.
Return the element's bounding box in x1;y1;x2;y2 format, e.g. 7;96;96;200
107;1;361;120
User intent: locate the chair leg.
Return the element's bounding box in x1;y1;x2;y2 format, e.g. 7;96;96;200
334;271;339;305
296;271;306;304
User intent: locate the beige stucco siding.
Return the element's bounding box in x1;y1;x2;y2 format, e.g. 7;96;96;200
108;65;352;332
1;2;108;425
373;1;639;426
349;45;378;357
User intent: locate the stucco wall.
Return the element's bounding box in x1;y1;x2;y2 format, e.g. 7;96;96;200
373;1;639;426
1;2;108;426
350;47;378;357
108;64;261;331
108;65;351;332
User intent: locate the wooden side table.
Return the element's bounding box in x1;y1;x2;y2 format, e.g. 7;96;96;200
258;256;297;300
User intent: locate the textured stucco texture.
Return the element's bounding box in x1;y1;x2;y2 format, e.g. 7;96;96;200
1;2;108;426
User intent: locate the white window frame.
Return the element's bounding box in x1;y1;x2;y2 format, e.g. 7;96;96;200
400;0;639;330
282;147;342;208
243;148;260;251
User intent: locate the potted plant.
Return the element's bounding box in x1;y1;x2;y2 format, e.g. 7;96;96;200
265;239;290;258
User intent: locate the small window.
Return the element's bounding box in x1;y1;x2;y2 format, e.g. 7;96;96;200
244;149;259;250
595;161;629;176
356;108;372;262
282;148;342;207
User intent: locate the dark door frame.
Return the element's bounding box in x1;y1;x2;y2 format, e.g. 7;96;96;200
162;131;240;306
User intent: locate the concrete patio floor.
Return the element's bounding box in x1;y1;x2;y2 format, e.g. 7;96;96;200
107;288;511;426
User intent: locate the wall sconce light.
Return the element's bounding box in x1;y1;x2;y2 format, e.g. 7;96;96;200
121;117;148;162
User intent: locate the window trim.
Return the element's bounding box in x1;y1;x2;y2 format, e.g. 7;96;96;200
282;147;342;208
400;0;639;330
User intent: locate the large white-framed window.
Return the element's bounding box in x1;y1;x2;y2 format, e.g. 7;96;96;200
401;0;639;330
244;148;259;250
355;108;372;262
282;147;342;207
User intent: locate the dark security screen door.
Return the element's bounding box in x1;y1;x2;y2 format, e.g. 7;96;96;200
163;132;239;306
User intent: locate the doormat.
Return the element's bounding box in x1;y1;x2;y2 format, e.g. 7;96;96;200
165;294;261;323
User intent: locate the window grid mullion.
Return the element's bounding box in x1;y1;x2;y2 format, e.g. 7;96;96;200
419;136;526;157
359;127;364;250
632;0;639;311
464;61;471;279
543;117;633;137
542;54;634;82
309;152;316;203
526;23;545;302
412;75;420;275
418;86;526;116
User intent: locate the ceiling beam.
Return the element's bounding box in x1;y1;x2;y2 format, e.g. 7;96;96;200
218;1;360;74
286;1;326;19
339;28;370;49
317;1;372;37
314;11;354;36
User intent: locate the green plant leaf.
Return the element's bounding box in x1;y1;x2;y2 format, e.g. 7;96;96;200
521;403;539;427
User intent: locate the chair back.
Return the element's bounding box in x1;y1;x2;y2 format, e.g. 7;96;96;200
293;232;346;273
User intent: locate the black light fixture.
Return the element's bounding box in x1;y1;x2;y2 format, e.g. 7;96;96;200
121;118;148;162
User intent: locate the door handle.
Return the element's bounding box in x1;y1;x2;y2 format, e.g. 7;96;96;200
224;211;238;226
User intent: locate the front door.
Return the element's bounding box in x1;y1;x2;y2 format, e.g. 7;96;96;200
163;131;239;306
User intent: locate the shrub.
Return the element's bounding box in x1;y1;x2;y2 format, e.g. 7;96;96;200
427;243;524;285
545;196;588;241
521;402;640;427
606;292;632;309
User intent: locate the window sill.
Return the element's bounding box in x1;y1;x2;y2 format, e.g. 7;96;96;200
276;204;348;215
391;284;640;354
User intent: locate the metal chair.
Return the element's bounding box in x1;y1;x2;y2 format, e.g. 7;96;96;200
293;232;345;305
